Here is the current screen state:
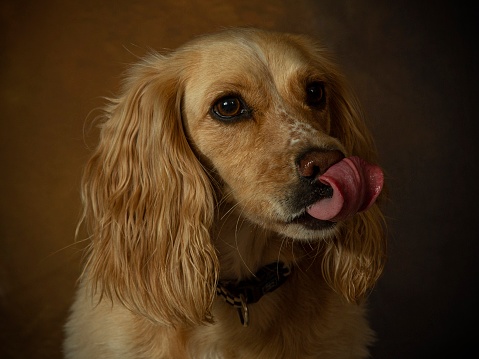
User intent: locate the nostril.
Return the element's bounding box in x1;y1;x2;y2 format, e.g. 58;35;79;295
298;156;320;178
297;149;344;179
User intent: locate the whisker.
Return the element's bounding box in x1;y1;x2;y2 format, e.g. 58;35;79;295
233;202;256;277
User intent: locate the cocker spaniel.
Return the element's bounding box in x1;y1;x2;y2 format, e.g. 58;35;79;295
64;28;386;359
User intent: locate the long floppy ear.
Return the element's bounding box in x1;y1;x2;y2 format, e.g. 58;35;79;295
323;71;387;302
80;52;219;326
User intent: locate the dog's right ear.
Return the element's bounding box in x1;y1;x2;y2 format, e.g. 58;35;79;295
80;52;219;326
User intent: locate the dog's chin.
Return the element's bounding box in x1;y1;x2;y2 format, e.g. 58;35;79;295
270;213;339;241
290;212;336;230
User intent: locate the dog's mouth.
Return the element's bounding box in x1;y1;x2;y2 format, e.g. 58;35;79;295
287;180;336;231
286;156;384;231
298;156;384;223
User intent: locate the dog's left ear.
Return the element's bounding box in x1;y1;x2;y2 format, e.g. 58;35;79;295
81;52;219;326
322;71;387;302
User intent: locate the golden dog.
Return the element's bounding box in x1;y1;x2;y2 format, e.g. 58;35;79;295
64;28;386;358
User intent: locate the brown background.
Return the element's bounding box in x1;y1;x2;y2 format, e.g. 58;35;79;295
1;1;477;358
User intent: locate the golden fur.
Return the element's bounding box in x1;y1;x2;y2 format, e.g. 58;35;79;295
64;28;386;358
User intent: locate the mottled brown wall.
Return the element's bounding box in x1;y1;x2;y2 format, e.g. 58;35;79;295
1;1;476;358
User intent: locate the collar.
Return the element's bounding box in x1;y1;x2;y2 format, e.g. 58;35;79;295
216;262;291;327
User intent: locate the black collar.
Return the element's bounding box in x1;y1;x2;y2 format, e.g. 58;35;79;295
216;262;291;327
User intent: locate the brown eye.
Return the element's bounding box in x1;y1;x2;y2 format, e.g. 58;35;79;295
211;96;251;122
306;81;325;108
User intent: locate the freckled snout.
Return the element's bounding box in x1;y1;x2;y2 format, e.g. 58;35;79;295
297;149;345;179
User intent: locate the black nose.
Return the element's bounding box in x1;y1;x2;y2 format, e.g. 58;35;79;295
297;149;344;179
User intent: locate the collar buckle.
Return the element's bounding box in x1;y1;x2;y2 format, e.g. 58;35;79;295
217;262;291;326
237;294;249;327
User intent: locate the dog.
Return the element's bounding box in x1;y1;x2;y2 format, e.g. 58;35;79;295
64;28;387;358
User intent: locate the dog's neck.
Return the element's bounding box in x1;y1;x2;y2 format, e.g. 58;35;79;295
212;204;325;326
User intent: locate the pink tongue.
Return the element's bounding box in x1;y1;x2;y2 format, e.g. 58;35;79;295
306;157;383;222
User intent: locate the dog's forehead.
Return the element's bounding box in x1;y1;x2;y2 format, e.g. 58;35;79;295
186;32;316;84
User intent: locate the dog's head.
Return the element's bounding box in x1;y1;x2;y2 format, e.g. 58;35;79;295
81;28;386;326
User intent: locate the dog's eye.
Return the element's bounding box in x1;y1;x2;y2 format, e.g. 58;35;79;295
305;81;325;108
211;96;250;121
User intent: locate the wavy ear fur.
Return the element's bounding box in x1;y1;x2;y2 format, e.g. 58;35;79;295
323;67;387;302
80;52;219;326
